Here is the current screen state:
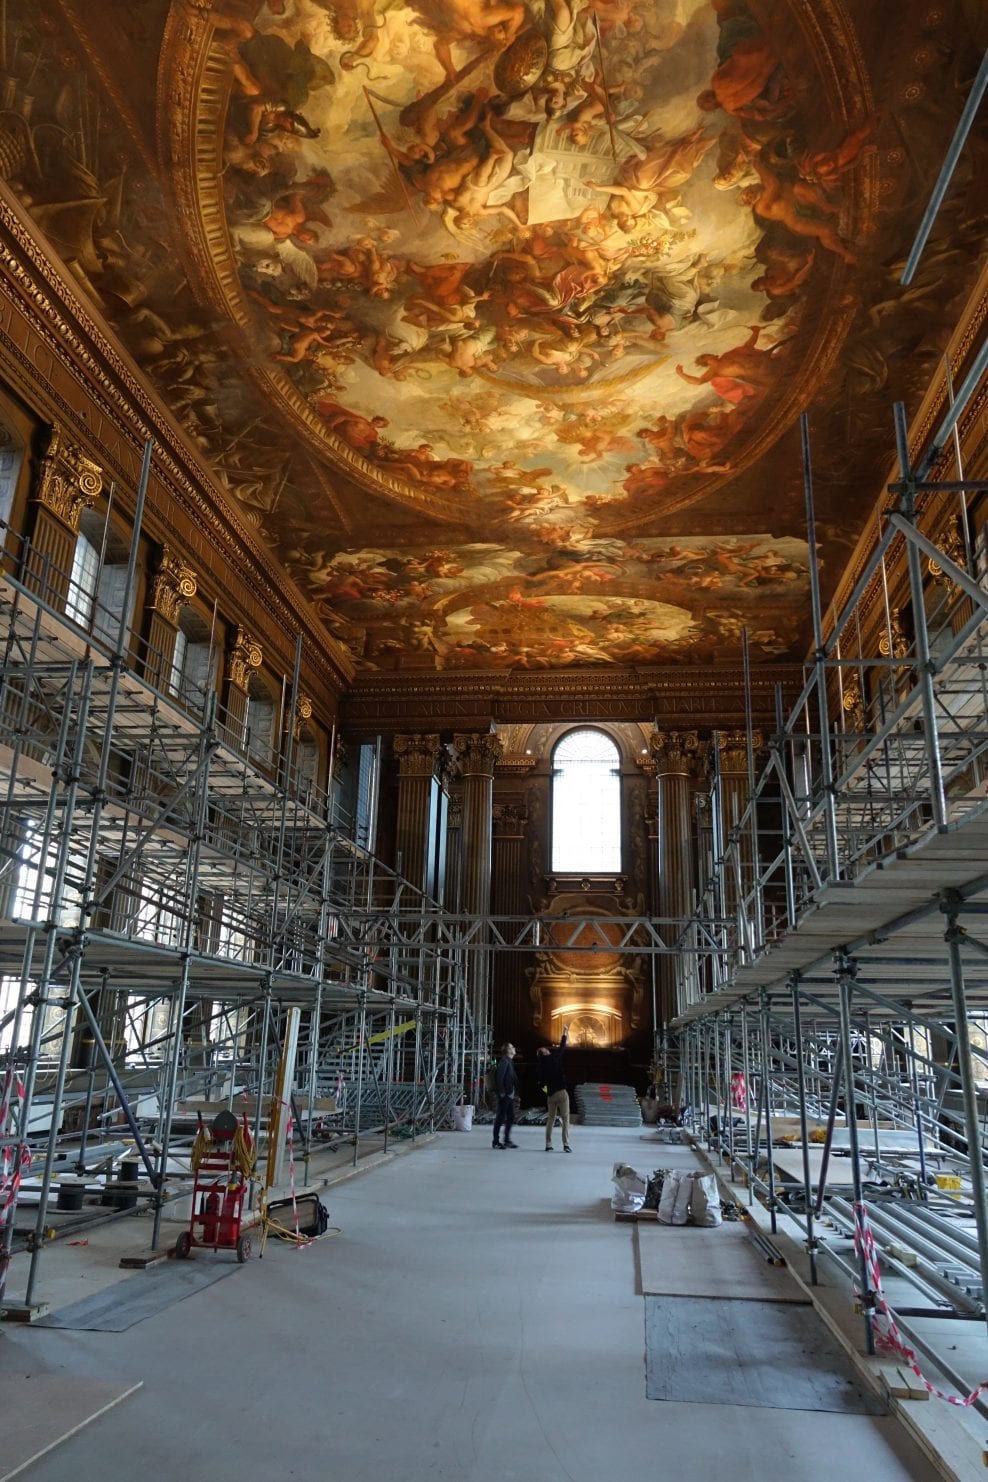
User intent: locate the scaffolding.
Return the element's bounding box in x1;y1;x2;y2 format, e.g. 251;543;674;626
0;488;466;1309
671;374;988;1411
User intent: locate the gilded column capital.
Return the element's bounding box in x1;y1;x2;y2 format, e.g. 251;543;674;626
841;678;864;730
447;796;463;829
878;608;909;660
150;545;197;625
228;625;263;690
714;729;762;775
649;728;700;776
926;517;968;589
34;424;103;531
452;731;503;777
393;733;443;778
493;801;528;837
291;693;314;740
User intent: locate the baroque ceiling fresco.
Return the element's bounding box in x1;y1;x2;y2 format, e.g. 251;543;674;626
3;1;987;673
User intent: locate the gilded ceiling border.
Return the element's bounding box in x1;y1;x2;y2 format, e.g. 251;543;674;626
0;181;354;697
158;7;466;526
825;256;988;631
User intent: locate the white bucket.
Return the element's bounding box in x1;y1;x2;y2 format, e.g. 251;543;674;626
452;1103;474;1132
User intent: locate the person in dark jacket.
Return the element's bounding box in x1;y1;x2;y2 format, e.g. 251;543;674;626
492;1041;518;1149
537;1024;571;1151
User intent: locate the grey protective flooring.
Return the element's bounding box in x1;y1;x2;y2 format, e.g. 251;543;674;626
1;1126;942;1482
645;1294;886;1412
34;1260;240;1331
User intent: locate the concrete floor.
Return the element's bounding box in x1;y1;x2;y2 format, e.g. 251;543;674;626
1;1125;944;1482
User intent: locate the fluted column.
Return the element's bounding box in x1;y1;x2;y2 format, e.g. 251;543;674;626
24;425;102;606
492;800;528;1029
714;730;762;930
224;625;263;739
393;733;444;895
453;731;503;1044
144;546;198;692
649;729;699;1026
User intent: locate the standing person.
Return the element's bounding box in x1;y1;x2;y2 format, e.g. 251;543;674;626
537;1024;571;1151
492;1041;518;1149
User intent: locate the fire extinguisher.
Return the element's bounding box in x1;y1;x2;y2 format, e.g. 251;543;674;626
219;1179;240;1242
201;1186;220;1244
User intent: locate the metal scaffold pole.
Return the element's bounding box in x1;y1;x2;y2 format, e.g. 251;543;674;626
835;956;875;1356
941;899;988;1338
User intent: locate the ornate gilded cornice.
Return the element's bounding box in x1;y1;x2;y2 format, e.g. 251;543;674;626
497;753;539;774
648;729;700;777
0;181;352;704
149;545;198;625
341;664;801;733
228;626;263;691
393;732;443;779
34;424;103;531
452;731;504;777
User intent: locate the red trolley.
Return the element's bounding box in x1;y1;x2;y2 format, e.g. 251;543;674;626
176;1110;253;1263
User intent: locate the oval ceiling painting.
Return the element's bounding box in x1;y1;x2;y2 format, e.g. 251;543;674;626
179;0;869;524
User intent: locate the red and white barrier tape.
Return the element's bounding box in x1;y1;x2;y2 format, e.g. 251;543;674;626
284;1100;306;1249
1;1075;31;1217
853;1201;986;1407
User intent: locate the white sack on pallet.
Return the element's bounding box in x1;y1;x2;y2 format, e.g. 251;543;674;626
611;1162;647;1212
689;1172;723;1227
673;1169;693;1225
656;1168;682;1224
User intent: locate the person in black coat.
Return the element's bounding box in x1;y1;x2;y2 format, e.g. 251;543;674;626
537;1024;571;1151
492;1041;518;1148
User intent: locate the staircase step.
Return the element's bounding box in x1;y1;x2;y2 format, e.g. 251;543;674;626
575;1082;642;1127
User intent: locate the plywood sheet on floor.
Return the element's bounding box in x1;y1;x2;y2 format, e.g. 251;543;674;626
636;1221;809;1302
645;1295;886;1413
34;1259;239;1331
0;1373;141;1481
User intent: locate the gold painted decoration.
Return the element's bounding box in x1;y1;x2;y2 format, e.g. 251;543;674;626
228;625;264;689
34;425;103;530
150;545;199;624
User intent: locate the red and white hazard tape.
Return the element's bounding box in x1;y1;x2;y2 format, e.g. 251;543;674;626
284;1100;307;1250
1;1074;31;1216
853;1201;986;1407
1;1075;31;1280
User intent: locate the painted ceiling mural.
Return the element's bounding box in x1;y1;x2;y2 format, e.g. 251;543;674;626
3;1;987;672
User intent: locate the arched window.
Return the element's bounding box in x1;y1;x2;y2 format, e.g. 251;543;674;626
551;729;621;873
